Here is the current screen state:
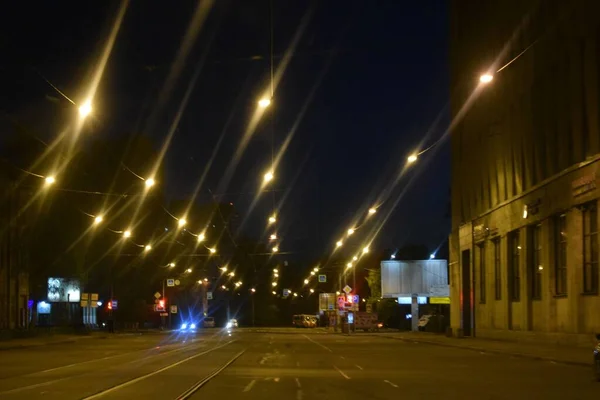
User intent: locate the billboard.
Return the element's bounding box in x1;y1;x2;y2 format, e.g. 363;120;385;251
47;277;81;302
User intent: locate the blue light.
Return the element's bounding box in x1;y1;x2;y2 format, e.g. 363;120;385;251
181;323;188;330
430;254;435;259
190;323;196;329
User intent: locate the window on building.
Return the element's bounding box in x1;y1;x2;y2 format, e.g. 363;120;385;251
509;230;521;301
583;203;598;294
530;224;542;300
555;214;567;295
478;243;486;304
493;238;501;300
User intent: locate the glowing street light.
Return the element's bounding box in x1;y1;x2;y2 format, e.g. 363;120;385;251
310;271;315;276
145;178;155;188
304;279;309;285
169;262;176;268
186;268;192;273
272;291;277;295
293;293;298;297
479;73;493;84
123;230;132;238
347;228;355;236
144;244;152;252
346;262;353;269
44;176;56;185
220;266;227;272
203;278;208;282
208;247;216;254
368;208;377;215
274;273;279;278
407;154;418;164
352;256;358;261
362;246;369;254
251;288;256;293
309;289;315;294
313;267;319;272
430;253;435;259
272;281;277;287
269;234;277;240
178;218;187;227
272;246;279;253
273;268;278;273
78;100;92;118
197;233;205;242
94;216;103;224
258;98;271;108
263;171;274;183
336;240;343;248
228;272;235;277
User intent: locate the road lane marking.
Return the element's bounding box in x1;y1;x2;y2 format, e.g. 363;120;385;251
303;334;333;353
384;380;399;388
81;341;235;399
243;379;256;392
295;378;301;388
333;365;351;380
340;356;345;359
355;364;363;370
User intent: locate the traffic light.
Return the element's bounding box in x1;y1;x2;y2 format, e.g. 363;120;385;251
159;299;165;309
107;301;113;310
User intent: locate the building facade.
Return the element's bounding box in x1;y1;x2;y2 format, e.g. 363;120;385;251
450;0;600;344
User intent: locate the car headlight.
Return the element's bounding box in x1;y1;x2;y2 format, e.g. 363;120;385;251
181;323;188;330
226;322;232;329
190;323;196;329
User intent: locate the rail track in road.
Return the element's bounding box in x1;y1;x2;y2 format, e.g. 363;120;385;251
80;342;245;400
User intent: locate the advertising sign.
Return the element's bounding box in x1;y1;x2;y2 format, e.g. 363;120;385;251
47;277;81;302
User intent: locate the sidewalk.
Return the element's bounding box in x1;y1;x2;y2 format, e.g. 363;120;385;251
366;331;593;367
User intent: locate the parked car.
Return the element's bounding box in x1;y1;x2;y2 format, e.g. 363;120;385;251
594;333;600;382
203;317;215;328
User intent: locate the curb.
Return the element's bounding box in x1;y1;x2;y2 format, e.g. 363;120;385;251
371;334;592;367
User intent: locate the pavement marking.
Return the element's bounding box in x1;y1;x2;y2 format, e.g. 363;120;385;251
340;356;345;359
81;341;235;399
243;379;256;392
384;380;399;388
295;377;302;388
296;361;300;367
355;364;364;370
296;389;303;400
333;365;351;380
303;334;333;353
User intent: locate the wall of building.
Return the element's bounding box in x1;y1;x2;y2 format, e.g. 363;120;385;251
450;0;600;344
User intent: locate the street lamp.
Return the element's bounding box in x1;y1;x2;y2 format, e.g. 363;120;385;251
44;176;56;185
169;262;176;268
123;230;132;238
269;234;277;240
208;247;216;254
186;268;192;273
258;98;271;108
144;244;152;252
145;178;155;188
272;246;279;253
304;279;309;285
268;215;277;224
309;289;315;294
263;171;274;183
94;216;103;224
352;256;358;261
479;73;493;84
272;282;277;287
178;218;187;227
362;246;369;254
251;288;256;293
368;208;377;215
347;228;355;236
407;154;418;164
310;271;315;276
346;262;353;269
78;100;92;118
336;240;343;248
197;232;205;242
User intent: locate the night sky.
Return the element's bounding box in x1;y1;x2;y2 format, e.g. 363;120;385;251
1;0;450;263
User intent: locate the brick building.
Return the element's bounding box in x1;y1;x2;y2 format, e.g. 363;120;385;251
449;0;600;343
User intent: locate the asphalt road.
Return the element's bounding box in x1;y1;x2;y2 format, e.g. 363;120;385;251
0;328;597;399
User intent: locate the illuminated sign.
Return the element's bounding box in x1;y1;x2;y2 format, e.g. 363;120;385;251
37;301;51;314
430;297;451;304
47;278;81;302
397;296;427;305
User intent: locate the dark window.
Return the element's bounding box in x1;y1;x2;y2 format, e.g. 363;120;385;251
555;214;567;295
530;224;542;300
494;239;501;300
478;243;486;304
583;203;598;293
509;230;521;301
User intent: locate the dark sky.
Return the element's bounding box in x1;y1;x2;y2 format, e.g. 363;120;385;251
1;0;450;262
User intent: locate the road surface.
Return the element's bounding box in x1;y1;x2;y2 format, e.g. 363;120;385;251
0;328;596;399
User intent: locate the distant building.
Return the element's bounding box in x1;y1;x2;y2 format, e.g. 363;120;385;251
450;0;600;343
0;172;30;329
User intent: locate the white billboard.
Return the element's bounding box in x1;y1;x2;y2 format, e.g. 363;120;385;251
47;277;81;302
